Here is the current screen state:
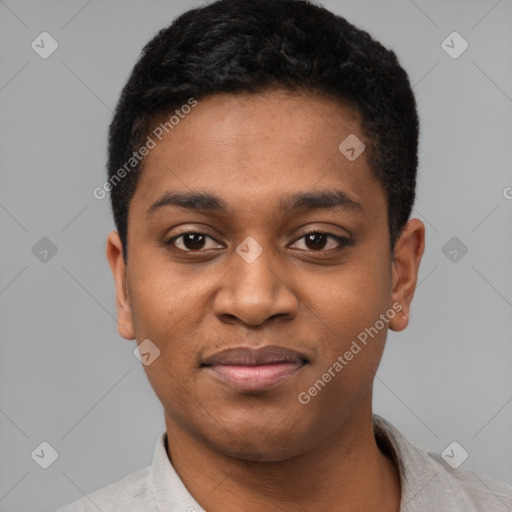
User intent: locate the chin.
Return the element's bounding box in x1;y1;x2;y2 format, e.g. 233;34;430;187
198;419;316;462
211;437;306;462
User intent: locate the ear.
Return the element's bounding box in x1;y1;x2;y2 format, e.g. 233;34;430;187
106;231;135;340
389;218;425;332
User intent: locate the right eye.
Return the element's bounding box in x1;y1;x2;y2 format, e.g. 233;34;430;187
164;232;224;252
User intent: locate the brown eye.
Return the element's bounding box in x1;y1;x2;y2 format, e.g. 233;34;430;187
181;233;206;251
165;233;222;252
291;232;351;252
305;233;328;250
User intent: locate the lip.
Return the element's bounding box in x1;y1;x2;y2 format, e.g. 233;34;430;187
202;345;308;392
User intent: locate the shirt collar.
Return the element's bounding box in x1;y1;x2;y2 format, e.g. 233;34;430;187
372;414;496;511
149;414;484;511
149;431;205;511
372;414;442;511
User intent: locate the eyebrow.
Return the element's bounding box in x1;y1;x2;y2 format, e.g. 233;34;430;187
146;189;365;218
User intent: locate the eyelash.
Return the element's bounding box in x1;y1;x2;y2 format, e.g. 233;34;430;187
164;231;352;253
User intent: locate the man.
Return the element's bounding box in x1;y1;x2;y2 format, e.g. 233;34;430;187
60;0;512;510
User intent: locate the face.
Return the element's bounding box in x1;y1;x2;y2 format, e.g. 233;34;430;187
107;89;424;461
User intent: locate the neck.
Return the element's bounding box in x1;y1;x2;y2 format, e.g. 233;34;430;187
164;404;401;512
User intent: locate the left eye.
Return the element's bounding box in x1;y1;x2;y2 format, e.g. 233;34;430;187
291;232;351;251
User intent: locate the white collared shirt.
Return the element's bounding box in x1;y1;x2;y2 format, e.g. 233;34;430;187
57;414;512;511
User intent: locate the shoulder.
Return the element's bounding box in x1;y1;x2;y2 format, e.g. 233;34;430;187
56;466;154;512
372;415;512;511
426;451;512;511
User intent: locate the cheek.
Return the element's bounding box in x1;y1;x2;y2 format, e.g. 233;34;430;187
128;253;202;335
127;258;220;389
311;256;392;361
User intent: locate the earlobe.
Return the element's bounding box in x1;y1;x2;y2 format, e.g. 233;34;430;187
106;231;135;340
388;219;425;332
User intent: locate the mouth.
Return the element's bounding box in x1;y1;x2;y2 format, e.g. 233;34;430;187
201;345;309;392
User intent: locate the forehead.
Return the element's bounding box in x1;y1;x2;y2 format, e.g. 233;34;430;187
131;89;385;221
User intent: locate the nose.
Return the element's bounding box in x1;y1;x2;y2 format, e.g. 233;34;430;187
213;240;298;327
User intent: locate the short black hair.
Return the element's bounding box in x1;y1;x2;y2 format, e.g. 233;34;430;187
107;0;419;261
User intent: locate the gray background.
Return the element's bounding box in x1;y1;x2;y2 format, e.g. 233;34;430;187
1;0;511;510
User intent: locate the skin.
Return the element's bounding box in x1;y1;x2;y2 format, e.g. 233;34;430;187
107;89;425;512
